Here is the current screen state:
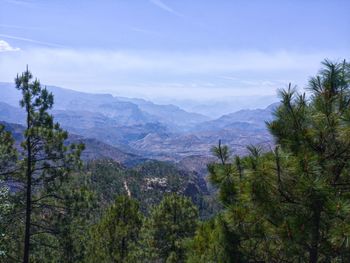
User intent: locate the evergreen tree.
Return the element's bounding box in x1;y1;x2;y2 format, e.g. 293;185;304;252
263;59;350;262
186;215;243;263
86;195;142;263
141;194;198;263
52;173;96;263
197;59;350;262
198;143;267;262
14;68;84;263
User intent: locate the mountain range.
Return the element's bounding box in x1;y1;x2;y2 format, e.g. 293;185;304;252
0;82;276;175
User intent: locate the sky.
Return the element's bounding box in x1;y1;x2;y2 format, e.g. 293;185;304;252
0;0;349;102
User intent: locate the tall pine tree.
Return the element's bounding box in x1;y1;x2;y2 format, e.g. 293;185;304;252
86;195;142;263
140;194;198;263
14;68;84;263
191;59;350;262
264;59;350;262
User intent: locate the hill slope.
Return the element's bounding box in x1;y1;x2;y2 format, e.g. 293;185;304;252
0;121;146;167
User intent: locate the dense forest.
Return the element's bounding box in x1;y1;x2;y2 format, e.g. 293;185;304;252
1;59;350;262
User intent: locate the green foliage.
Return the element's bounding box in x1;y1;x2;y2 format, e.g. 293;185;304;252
186;215;244;263
140;194;198;263
86;195;142;263
0;181;13;259
0;125;17;176
83;159;209;216
0;124;17;260
54;174;97;263
84;160;128;209
194;59;350;262
264;59;350;261
4;68;85;262
210;139;230;165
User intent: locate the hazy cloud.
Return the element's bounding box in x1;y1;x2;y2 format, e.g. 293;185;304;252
149;0;182;16
0;47;345;100
0;40;20;52
0;34;65;48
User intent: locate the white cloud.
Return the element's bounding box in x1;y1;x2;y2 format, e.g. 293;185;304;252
2;48;326;73
0;40;20;52
0;47;347;100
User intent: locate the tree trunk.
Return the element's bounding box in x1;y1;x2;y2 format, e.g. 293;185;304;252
121;198;127;262
23;109;32;263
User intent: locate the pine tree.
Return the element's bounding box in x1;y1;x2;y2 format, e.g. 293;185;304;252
203;143;267;262
263;59;350;262
53;174;96;263
86;195;142;263
193;60;350;262
140;194;198;263
186;215;244;263
14;68;84;263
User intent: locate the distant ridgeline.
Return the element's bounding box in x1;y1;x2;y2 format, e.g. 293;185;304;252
0;82;275;162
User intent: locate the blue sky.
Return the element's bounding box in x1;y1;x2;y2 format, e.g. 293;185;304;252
0;0;349;102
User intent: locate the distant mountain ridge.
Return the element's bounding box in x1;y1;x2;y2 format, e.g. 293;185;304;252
0;121;147;167
0;82;209;130
0;82;277;167
193;102;279;132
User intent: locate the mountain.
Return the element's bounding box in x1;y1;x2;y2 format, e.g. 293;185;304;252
0;102;25;124
0;82;213;154
0;82;277;167
130;124;272;161
193;102;279;132
116;97;209;130
0;82;209;130
0;121;213;216
0;100;167;152
0;121;146;167
129;103;277;160
156;95;278;118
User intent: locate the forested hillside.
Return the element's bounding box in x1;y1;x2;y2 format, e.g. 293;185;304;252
1;60;350;262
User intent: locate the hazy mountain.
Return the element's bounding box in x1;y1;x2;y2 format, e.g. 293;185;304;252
129;103;276;161
116;97;209;130
0;82;209;130
0;102;25;124
131;125;272;161
155;95;278;118
0;82;276;167
0;121;146;167
193;102;279;132
0;82;208;151
0;100;167;152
